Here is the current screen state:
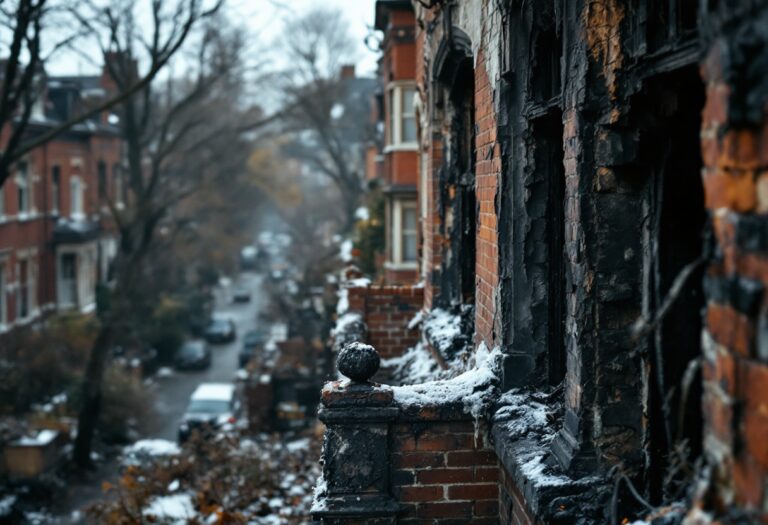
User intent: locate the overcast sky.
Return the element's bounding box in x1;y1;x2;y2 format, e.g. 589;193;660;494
48;0;379;79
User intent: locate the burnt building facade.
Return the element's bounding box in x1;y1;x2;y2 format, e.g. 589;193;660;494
314;1;768;523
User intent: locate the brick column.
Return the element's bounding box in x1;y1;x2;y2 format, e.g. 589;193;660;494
312;343;400;523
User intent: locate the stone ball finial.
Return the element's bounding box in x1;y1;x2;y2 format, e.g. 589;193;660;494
337;342;380;383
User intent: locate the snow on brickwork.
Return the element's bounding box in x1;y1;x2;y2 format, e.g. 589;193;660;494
391;343;501;420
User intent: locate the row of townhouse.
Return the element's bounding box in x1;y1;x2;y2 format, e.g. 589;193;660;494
0;65;122;337
317;0;768;523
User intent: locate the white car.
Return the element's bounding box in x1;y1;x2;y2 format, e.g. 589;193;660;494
178;383;240;442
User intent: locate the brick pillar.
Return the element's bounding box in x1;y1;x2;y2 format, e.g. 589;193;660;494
312;343;400;523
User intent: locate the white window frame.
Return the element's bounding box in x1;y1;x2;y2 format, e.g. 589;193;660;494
16;161;31;216
391;199;418;267
385;82;418;152
70;175;84;219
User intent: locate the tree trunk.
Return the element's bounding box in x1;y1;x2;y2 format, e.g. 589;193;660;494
72;324;113;468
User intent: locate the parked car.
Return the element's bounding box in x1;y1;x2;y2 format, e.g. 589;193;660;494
178;383;240;442
238;329;268;368
232;287;251;303
174;340;211;370
204;318;236;343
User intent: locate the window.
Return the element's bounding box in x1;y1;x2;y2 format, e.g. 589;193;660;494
70;176;83;218
97;161;107;200
402;87;417;142
392;200;418;265
51;166;61;213
113;163;124;205
387;83;418;148
59;253;78;307
402;203;418;262
17;162;30;214
18;259;28;319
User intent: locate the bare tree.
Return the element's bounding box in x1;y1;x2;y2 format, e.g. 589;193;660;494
72;0;242;467
277;7;375;231
0;0;220;187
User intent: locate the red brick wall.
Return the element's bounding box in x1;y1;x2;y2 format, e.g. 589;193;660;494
392;420;500;524
699;39;768;511
473;43;501;351
346;284;423;359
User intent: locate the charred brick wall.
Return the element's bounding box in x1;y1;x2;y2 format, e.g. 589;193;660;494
346;284;423;359
321;1;768;523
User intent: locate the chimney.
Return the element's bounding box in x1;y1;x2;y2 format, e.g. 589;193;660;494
340;64;356;80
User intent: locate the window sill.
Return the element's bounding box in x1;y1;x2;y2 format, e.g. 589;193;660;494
384;261;418;271
491;391;609;523
383;144;418;153
17;212;41;222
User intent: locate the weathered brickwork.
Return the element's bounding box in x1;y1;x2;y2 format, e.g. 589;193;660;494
392;420;499;524
346;284;423;359
319;1;768;523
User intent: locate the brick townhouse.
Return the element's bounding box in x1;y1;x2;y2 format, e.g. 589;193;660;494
315;1;768;524
366;4;421;286
0;65;123;338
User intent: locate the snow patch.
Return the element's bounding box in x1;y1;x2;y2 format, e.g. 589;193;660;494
391;344;501;420
381;342;440;384
143;493;195;524
336;288;349;315
0;495;16;517
286;437;310;453
123;439;180;458
340;239;353;262
16;429;58;446
407;310;424;330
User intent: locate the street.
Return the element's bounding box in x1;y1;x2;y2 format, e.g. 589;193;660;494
51;272;268;523
147;272;267;440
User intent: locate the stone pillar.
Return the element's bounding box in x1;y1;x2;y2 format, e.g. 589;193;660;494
312;343;400;523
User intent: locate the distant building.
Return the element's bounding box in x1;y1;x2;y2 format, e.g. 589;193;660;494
0;64;123;337
372;1;420;285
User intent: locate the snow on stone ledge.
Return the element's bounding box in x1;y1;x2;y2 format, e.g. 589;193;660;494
16;429;58;446
381;342;441;385
391;343;501;419
123;439;180;458
143;493;195;524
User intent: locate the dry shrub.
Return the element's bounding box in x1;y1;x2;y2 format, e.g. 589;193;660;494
87;431;320;524
0;314;97;414
98;365;154;444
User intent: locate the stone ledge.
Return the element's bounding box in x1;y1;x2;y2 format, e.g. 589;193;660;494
311;494;401;520
395;400;471;422
491;422;610;523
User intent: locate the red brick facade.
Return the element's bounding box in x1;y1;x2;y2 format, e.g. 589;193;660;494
0;68;122;338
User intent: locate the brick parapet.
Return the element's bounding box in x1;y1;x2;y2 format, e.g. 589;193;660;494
343;284;424;359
